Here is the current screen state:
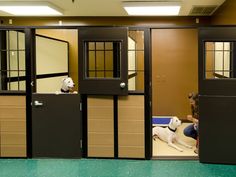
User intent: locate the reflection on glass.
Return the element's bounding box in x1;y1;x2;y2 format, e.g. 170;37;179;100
205;42;232;79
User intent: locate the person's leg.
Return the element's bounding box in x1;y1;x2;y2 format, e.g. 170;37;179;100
183;124;198;140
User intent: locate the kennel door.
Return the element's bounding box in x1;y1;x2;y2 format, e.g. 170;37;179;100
32;93;82;158
78;27;128;95
199;27;236;164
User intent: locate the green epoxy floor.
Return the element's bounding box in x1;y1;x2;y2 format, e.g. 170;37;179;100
0;159;236;177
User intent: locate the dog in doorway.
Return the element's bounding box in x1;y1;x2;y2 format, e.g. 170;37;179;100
56;77;77;94
153;116;192;152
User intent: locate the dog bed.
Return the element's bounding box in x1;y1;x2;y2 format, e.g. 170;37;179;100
152;116;173;126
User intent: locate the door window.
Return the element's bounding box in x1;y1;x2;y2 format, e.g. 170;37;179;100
205;42;233;79
85;41;121;79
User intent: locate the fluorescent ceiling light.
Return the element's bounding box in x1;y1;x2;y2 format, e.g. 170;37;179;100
123;1;181;16
0;1;63;16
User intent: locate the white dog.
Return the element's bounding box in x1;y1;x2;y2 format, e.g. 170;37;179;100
153;116;192;152
56;77;77;94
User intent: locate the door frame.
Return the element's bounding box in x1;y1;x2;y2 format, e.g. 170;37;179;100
80;27;152;159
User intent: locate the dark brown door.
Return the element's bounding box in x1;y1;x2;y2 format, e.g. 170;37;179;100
199;27;236;164
78;27;128;95
32;94;81;158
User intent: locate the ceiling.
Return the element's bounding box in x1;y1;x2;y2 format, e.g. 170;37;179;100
0;0;226;16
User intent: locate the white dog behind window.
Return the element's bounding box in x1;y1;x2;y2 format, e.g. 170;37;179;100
153;116;192;152
56;77;77;94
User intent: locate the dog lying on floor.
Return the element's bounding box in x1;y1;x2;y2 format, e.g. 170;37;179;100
56;77;77;94
153;116;192;152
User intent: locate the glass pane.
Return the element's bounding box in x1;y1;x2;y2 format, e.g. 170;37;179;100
135;71;144;91
19;80;26;91
205;51;214;71
88;51;95;70
214;71;224;78
128;71;144;92
224;42;230;50
224;51;230;71
7;51;18;71
128;51;136;71
96;71;104;78
128;71;136;91
19;51;25;71
128;31;144;50
85;41;121;79
8;71;18;78
105;51;113;70
215;42;223;50
19;71;25;77
8;31;18;50
8;81;18;91
136;51;144;71
89;42;95;50
105;42;113;50
205;42;214;50
96;42;104;50
18;32;25;50
96;51;104;70
215;51;223;71
8;80;26;91
88;71;95;78
223;72;230;78
128;37;136;50
205;71;215;79
105;71;113;78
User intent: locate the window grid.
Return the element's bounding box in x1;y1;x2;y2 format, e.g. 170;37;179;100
86;41;121;78
0;30;26;91
205;42;232;79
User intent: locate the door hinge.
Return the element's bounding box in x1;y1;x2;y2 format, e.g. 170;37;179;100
80;103;82;111
80;139;82;149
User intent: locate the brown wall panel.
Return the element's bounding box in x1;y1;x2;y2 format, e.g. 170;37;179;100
0;96;26;157
118;95;144;158
1;145;26;157
87;96;114;157
1;133;26;145
152;29;198;119
0;120;26;132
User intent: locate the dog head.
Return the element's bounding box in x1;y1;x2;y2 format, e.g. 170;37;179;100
61;77;75;93
169;116;182;129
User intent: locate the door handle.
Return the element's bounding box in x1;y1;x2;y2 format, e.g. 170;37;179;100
34;100;43;107
120;82;126;89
